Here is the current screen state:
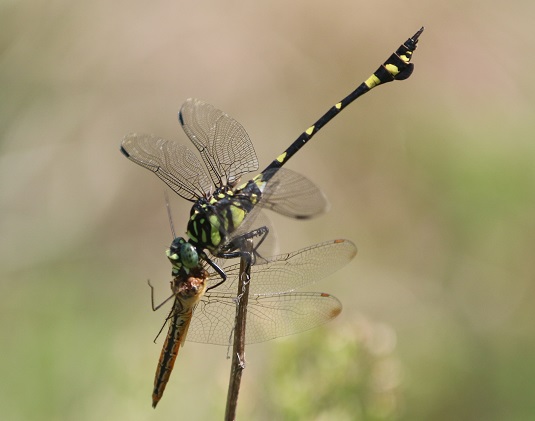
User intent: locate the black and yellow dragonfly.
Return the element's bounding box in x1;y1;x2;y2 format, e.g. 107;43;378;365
121;27;423;287
121;28;422;407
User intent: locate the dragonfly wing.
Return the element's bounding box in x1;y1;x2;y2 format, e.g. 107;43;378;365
244;292;342;344
207;239;357;294
240;210;279;263
179;99;259;188
185;291;342;345
184;293;236;345
121;133;211;202
258;168;329;219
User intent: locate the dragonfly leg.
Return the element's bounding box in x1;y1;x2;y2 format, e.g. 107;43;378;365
147;280;178;344
147;279;175;311
219;226;270;264
249;227;270;263
201;254;228;291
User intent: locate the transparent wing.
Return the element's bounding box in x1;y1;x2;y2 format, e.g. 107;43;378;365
207;239;357;294
186;291;342;345
121;133;211;202
258;168;329;219
179;99;259;188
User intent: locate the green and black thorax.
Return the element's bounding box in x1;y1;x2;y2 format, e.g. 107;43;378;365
186;177;264;253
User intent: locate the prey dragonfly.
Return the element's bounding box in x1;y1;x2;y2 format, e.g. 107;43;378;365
150;238;357;408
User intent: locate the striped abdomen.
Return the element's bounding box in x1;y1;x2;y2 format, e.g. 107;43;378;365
152;273;207;408
152;305;193;408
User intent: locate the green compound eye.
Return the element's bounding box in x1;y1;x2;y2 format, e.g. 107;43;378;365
180;243;199;269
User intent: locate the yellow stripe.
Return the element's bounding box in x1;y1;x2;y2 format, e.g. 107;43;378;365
208;215;221;246
229;205;245;229
364;74;381;89
335;102;342;110
385;63;400;76
211;231;221;246
305;126;314;136
276;152;287;163
401;51;412;62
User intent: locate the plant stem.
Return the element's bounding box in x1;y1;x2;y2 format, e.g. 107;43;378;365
224;239;252;421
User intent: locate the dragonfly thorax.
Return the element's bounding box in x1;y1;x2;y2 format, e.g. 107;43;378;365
186;191;257;253
186;199;225;251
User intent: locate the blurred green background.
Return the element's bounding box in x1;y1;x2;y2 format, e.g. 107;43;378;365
2;0;534;420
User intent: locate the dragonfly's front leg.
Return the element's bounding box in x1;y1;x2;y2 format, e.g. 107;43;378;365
147;279;175;311
147;280;179;344
199;251;227;291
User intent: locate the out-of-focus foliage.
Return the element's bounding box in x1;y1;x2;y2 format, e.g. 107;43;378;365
2;0;535;420
257;319;402;421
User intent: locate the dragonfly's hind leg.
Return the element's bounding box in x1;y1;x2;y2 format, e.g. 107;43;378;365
219;226;270;264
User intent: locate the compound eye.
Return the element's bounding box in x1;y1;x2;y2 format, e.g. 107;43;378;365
170;237;185;254
180;243;199;269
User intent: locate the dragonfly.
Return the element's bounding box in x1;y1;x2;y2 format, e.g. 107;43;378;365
150;238;357;408
120;27;423;287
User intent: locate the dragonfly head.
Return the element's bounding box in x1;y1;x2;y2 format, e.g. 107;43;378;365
167;237;199;275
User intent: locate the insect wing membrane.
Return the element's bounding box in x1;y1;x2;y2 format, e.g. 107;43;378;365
121;133;212;201
179;99;259;187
